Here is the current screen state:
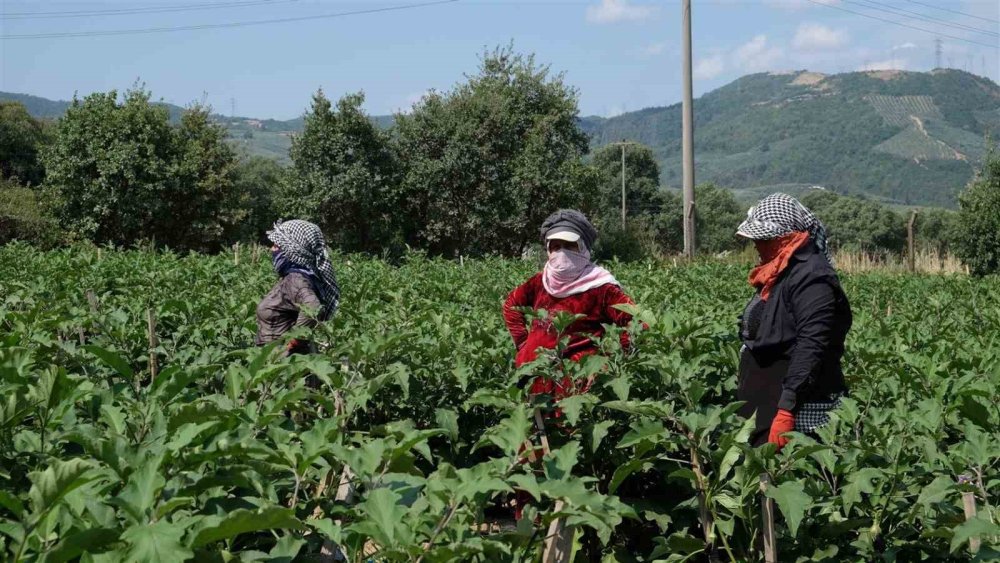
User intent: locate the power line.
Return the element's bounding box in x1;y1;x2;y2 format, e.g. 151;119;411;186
1;0;459;40
1;0;297;20
803;0;999;50
904;0;999;25
845;0;997;38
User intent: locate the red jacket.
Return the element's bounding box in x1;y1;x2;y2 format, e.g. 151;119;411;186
503;273;636;368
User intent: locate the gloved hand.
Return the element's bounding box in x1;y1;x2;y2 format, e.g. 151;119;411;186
768;409;795;450
286;338;308;355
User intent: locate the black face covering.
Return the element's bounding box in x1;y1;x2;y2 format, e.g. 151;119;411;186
272;249;298;277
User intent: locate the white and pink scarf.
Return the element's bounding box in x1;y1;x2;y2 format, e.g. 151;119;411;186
542;244;619;298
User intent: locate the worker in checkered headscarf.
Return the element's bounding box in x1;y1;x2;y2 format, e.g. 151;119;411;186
734;193;852;451
255;219;340;354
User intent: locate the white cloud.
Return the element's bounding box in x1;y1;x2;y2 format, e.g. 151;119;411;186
792;23;848;51
893;42;917;50
586;0;654;24
643;42;667;55
763;0;839;10
695;54;726;79
858;58;908;71
733;35;784;71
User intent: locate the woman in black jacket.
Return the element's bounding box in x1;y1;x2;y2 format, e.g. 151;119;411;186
736;194;852;449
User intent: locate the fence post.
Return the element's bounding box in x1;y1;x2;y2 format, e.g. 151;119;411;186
960;475;981;554
907;210;918;273
759;474;777;563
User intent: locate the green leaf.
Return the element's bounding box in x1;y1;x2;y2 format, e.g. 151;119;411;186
28;459;96;525
590;420;614;454
356;487;404;547
765;480;810;536
0;490;24;518
916;475;953;509
121;521;193;563
950;516;1000;553
435;408;460;444
190;506;306;548
116;454;165;524
41;527;120;563
609;458;652;495
841;468;885;512
83;345;133;379
557;394;597;426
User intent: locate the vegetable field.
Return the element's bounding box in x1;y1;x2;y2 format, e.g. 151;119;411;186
1;245;998;562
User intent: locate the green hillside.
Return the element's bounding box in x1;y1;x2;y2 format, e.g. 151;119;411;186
5;69;997;205
585;69;1000;207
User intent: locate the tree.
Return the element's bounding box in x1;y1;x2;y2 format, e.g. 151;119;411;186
282;91;399;253
0;177;61;247
228;156;287;244
166;104;241;250
590;142;661;223
800;190;906;253
0;101;50;186
954;149;1000;275
653;184;743;254
42;88;240;251
393;45;596;257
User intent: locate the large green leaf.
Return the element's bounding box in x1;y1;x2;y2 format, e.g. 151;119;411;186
41;527;120;563
27;459;96;525
121;521;193;563
190;506;305;548
765;480;811;536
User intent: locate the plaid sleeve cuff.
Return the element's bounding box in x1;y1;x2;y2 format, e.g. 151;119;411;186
777;388;797;411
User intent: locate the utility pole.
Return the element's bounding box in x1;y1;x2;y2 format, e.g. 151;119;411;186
681;0;696;257
621;141;626;228
611;140;638;229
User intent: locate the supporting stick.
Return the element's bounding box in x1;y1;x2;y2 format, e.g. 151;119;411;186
760;474;777;563
533;409;572;563
960;475;981;554
146;308;158;380
234;242;240;266
907;210;918;273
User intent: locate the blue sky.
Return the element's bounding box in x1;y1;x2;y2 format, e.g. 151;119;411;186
1;0;998;119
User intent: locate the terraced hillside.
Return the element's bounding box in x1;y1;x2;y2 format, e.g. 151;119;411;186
583;69;1000;207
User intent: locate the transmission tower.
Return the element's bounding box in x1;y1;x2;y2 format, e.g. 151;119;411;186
230;97;236;118
935;38;942;69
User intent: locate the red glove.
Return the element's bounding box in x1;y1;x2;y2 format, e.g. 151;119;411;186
768;409;795;450
286;338;307;355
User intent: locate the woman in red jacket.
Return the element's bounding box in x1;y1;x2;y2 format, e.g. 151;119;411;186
503;209;636;520
503;209;637;405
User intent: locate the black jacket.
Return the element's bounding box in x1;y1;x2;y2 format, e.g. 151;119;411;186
737;241;852;443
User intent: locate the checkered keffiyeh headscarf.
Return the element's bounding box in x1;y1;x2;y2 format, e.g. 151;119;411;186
736;193;833;264
267;219;340;320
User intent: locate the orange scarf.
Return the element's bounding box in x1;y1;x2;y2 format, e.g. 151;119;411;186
749;231;810;300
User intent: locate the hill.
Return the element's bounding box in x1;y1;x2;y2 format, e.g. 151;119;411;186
583;69;1000;207
5;69;997;206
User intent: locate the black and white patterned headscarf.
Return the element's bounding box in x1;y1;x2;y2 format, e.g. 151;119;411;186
267;219;340;320
736;193;833;264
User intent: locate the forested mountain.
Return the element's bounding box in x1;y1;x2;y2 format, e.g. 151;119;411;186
5;68;997;206
584;69;1000;207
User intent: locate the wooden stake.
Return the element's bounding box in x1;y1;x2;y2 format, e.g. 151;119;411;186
234;242;240;266
907;210;918;273
760;474;777;563
533;408;573;563
146;308;158;380
86;290;99;314
960;476;981;554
